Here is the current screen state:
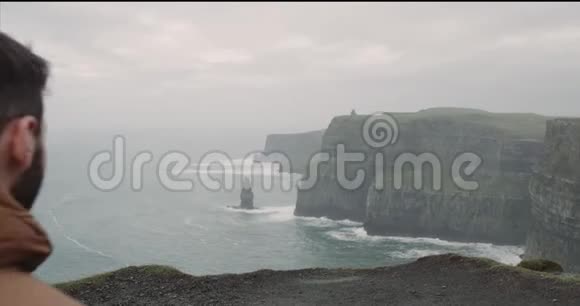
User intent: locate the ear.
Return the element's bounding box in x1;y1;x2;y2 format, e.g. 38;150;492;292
6;116;40;172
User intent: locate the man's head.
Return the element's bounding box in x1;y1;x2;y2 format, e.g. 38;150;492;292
0;32;49;210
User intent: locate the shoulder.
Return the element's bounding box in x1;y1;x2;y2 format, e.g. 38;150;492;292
0;270;83;306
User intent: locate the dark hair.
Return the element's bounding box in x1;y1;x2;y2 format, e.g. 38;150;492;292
0;32;49;133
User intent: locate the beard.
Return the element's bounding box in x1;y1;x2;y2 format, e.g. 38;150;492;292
11;146;45;210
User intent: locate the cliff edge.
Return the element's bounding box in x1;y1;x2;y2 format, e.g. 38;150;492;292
57;254;580;305
295;108;547;244
257;130;324;174
526;118;580;272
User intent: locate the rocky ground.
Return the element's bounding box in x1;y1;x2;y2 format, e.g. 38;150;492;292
57;254;580;306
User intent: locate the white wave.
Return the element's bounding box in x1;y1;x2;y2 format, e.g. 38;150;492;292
391;249;446;259
51;213;62;229
326;227;524;265
384;236;524;264
326;227;389;242
336;219;364;227
467;244;524;265
221;209;364;226
184;160;303;180
50;209;115;260
63;235;114;260
265;206;296;222
391;245;523;265
296;216;336;228
297;216;363;228
224;205;295;222
224;205;288;214
383;235;481;247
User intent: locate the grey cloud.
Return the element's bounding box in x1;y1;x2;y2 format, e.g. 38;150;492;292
1;2;579;136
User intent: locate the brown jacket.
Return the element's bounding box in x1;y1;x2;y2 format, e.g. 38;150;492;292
0;194;82;305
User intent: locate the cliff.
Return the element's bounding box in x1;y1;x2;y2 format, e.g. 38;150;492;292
295;115;375;221
257;130;324;174
56;255;580;305
526;119;580;272
295;108;548;244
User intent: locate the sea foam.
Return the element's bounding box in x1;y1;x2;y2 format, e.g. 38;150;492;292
325;227;524;265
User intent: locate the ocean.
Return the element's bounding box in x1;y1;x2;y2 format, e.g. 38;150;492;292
31;131;524;284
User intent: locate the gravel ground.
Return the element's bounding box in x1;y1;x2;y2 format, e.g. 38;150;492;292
58;254;580;306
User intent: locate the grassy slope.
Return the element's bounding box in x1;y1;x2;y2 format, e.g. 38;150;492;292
55;256;580;291
54;254;580;305
332;107;550;140
472;256;580;283
55;265;184;292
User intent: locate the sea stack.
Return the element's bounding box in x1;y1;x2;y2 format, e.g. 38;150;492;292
240;178;254;209
525;118;580;272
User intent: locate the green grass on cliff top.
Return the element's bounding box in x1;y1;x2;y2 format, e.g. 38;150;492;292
337;107;550;140
54;265;183;292
474;256;580;284
54;256;580;294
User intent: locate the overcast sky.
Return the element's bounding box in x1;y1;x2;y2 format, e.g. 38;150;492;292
3;2;580;136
